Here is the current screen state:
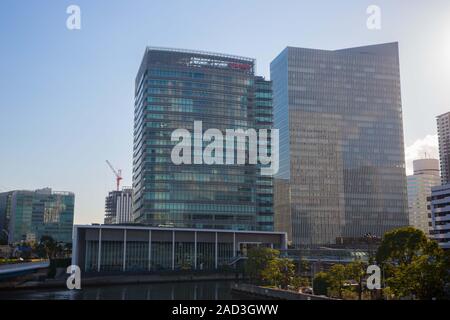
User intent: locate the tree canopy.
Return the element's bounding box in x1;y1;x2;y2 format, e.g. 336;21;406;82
376;227;428;266
245;247;308;290
376;227;450;300
245;247;279;283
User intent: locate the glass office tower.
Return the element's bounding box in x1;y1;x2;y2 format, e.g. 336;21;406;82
271;43;408;246
0;188;75;244
253;77;274;231
133;47;273;231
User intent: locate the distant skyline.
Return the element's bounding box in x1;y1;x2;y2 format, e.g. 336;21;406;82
1;0;449;224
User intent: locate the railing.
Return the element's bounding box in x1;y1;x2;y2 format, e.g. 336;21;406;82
227;256;248;266
0;259;50;276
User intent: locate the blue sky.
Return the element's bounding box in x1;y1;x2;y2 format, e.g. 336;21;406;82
1;0;449;224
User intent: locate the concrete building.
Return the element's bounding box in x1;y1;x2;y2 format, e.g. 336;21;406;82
437;112;450;184
133;47;274;231
407;159;440;234
271;43;408;247
104;187;133;224
0;188;74;244
72;225;287;272
428;184;450;249
427;113;450;249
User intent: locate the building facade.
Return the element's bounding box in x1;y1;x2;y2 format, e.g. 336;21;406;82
72;225;287;272
407;159;440;235
0;188;74;244
428;184;450;249
133;47;273;231
104;188;133;224
0;195;9;244
253;76;275;231
271;43;408;246
437;112;450;184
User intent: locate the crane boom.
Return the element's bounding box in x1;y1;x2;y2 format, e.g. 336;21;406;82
106;160;123;191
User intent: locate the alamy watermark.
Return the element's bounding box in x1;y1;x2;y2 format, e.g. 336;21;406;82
170;121;279;176
366;5;381;30
366;264;381;290
66;5;81;30
66;265;81;290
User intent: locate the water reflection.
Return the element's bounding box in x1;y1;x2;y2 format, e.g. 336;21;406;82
0;281;239;300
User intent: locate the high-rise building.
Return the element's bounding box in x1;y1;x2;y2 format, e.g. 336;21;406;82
253;76;274;231
271;42;408;247
437;112;450;184
132;47;273;231
0;195;9;244
407;159;440;234
104;187;133;224
428;111;450;249
0;188;74;244
428;184;450;249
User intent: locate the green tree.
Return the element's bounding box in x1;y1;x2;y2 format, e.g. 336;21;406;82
291;275;310;291
376;227;428;266
386;241;450;299
376;227;450;300
245;247;279;283
298;257;310;277
345;261;367;300
327;264;347;298
261;257;296;289
313;272;331;296
414;241;450;299
35;235;59;259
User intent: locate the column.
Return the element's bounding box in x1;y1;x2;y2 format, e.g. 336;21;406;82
172;230;175;271
194;231;197;270
282;233;288;250
122;229;127;272
72;226;78;267
148;230;152;271
97;228;102;272
233;232;237;270
215;232;218;270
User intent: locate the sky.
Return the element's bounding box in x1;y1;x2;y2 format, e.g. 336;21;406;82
1;0;450;224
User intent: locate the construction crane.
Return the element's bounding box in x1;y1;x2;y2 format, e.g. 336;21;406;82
106;160;123;191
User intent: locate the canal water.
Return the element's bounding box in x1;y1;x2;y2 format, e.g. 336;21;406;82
0;281;247;300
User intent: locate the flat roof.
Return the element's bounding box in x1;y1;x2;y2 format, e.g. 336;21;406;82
74;224;286;236
437;111;450;118
146;46;255;63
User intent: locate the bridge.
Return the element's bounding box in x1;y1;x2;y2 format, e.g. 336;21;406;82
0;260;50;281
